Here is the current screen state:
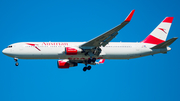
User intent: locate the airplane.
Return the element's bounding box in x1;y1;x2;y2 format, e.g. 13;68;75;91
2;10;178;71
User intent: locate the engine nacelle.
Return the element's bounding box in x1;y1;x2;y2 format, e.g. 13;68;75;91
57;60;78;69
65;47;83;55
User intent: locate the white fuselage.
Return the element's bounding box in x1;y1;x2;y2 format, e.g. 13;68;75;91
2;42;171;60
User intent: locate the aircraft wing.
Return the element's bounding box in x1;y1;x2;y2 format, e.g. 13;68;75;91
80;10;135;48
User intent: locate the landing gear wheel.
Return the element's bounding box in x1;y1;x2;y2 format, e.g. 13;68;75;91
92;58;96;63
87;66;91;70
15;62;19;66
83;67;87;72
88;59;91;64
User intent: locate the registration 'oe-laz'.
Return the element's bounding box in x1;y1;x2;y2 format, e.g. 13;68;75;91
2;10;178;71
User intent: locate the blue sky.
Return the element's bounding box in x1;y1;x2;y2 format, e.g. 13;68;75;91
1;0;180;101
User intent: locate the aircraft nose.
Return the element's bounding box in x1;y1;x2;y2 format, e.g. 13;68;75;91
2;48;9;55
2;48;6;54
2;48;15;57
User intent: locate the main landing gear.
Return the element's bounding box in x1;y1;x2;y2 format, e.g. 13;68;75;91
88;58;96;64
83;58;96;72
83;65;91;72
14;58;19;66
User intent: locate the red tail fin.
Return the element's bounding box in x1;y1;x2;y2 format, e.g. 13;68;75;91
141;17;173;45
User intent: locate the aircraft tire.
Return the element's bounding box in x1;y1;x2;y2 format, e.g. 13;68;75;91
92;58;96;63
87;66;91;70
83;67;87;72
88;59;91;64
15;62;19;66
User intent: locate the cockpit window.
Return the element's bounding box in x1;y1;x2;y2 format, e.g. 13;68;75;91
7;45;12;48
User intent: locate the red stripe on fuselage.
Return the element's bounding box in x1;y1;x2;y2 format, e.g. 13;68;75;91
26;43;41;51
141;35;165;45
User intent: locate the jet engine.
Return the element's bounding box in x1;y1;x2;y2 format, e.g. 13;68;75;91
57;60;78;69
65;47;83;55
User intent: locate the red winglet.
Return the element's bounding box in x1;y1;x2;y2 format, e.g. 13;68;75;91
99;59;105;64
162;17;174;23
125;10;135;22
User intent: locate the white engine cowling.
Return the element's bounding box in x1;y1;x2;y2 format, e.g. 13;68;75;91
65;47;83;55
57;60;78;69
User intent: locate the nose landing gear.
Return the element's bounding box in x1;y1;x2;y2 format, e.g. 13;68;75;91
14;58;19;66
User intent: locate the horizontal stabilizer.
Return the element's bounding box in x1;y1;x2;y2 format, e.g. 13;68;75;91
151;37;178;49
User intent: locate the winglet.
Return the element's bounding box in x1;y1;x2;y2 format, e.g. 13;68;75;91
95;59;105;65
125;10;135;22
99;59;105;64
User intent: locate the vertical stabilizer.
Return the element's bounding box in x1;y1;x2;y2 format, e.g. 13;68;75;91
141;17;173;44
